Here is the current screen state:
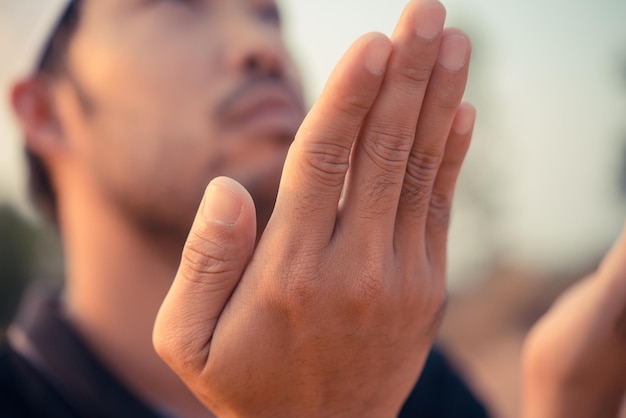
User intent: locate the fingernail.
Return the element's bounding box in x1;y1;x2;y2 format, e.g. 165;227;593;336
414;0;446;39
203;179;242;226
438;36;469;71
366;38;392;75
453;103;476;134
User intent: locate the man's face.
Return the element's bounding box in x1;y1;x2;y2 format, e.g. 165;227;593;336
58;0;305;238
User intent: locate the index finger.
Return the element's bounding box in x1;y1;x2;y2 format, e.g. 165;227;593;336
268;33;392;246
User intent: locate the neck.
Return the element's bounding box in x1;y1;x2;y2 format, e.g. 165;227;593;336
57;175;215;418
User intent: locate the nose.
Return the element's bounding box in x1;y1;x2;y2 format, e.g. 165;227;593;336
223;18;285;78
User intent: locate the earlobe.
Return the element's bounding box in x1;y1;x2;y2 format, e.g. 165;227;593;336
11;77;66;157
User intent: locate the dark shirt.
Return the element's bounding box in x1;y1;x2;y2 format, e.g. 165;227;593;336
0;285;489;417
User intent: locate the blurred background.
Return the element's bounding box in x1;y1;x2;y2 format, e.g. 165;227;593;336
1;0;626;416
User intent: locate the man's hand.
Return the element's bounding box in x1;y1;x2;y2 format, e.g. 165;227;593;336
153;0;474;416
522;228;626;418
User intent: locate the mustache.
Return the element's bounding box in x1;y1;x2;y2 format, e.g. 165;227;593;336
214;74;303;118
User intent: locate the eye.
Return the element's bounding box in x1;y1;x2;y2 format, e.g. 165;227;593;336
158;0;202;7
257;4;281;26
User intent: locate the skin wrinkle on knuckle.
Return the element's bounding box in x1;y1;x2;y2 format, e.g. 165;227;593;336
389;41;439;86
433;69;465;90
431;97;460;117
394;64;434;87
306;129;353;155
304;120;358;156
154;328;206;375
425;73;466;112
331;88;377;117
173;344;208;375
376;80;429;116
362;128;413;168
439;151;464;169
427;192;452;231
297;141;351;187
431;95;462;115
180;234;241;282
308;96;371;143
405;149;441;188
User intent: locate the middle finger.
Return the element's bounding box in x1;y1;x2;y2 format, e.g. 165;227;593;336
339;0;446;245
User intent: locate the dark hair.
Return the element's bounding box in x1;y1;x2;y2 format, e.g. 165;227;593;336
26;1;82;223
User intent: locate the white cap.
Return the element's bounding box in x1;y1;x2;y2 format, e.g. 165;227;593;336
0;0;71;206
0;0;71;92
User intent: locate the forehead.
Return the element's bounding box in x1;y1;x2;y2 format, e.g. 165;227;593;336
73;0;283;45
79;0;280;17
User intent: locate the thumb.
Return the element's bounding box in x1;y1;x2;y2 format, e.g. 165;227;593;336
153;176;256;373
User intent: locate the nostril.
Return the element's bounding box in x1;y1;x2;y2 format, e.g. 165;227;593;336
244;55;281;79
245;56;260;72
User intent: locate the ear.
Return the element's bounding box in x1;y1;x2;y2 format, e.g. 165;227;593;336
11;77;67;157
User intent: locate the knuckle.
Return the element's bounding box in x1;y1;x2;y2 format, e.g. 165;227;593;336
407;149;441;184
432;69;466;96
387;40;439;90
402;150;441;206
432;97;460;115
362;126;413;169
277;255;324;308
298;140;351;188
346;250;387;304
395;63;433;86
353;269;385;305
283;278;319;308
152;330;171;361
153;329;205;375
180;230;240;282
333;90;376;117
336;273;387;322
428;192;452;231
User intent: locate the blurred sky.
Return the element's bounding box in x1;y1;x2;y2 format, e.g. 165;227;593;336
279;0;626;284
1;0;626;285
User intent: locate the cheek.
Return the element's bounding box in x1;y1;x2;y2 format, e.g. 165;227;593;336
71;22;217;128
69;31;228;182
87;122;224;196
84;127;224;230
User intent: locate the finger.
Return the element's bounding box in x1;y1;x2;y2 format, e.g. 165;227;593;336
595;222;626;340
269;33;392;247
153;176;257;374
395;28;471;246
340;0;446;245
422;102;475;265
598;223;626;283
